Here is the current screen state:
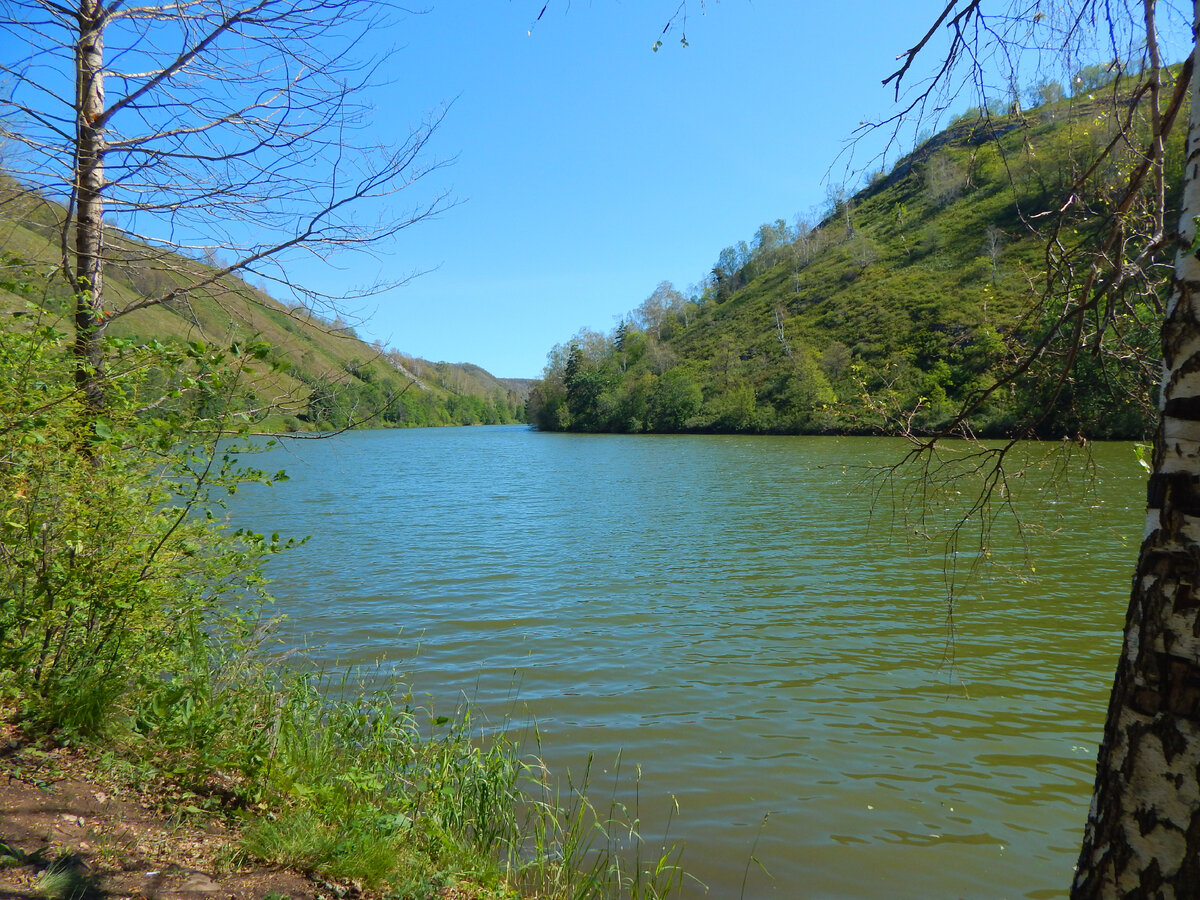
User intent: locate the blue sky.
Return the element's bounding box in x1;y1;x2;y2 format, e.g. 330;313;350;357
277;0;938;378
283;1;1182;378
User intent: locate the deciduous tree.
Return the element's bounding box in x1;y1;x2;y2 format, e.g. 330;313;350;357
1;0;447;414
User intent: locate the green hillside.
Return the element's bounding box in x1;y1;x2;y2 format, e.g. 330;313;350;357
0;178;526;431
528;74;1179;440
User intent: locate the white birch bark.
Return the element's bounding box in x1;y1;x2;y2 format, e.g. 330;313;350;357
72;0;108;411
1072;5;1200;894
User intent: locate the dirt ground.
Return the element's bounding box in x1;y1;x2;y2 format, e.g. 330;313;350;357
0;722;325;900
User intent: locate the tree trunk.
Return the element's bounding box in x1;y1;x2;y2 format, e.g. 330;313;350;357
73;0;107;413
1072;13;1200;895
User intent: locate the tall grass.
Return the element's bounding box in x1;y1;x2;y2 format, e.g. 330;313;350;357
133;643;686;898
516;752;686;899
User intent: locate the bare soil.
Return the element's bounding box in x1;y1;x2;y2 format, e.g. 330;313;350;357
0;721;323;900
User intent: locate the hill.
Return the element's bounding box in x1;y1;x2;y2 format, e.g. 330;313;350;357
0;177;527;431
527;74;1179;440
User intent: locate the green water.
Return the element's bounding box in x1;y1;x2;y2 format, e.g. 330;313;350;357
230;428;1143;898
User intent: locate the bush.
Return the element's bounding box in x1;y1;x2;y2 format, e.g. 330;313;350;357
0;305;287;736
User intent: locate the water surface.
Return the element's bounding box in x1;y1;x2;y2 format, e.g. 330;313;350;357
229;427;1142;899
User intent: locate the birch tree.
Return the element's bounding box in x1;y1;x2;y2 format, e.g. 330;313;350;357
0;0;447;412
818;3;1189;894
1071;26;1200;894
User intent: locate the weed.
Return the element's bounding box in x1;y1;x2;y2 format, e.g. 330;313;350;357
35;854;100;900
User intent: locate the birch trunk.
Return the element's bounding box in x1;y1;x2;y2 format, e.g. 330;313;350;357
1072;8;1200;894
73;0;107;412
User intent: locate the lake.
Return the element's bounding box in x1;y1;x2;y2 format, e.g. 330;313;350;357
227;426;1143;899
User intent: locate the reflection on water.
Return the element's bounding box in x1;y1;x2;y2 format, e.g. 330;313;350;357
228;428;1142;899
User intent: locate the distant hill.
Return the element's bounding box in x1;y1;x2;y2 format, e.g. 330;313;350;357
0;177;527;431
528;73;1178;440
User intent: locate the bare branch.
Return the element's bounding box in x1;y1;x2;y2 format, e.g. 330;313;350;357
0;0;449;415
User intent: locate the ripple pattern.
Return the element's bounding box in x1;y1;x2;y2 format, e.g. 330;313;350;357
228;428;1142;899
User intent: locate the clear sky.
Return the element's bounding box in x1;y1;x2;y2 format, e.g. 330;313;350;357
276;1;1144;379
271;0;943;379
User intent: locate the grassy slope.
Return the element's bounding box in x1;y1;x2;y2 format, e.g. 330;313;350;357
0;177;527;429
533;83;1180;439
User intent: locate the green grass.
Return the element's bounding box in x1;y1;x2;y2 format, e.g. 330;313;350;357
102;653;686;899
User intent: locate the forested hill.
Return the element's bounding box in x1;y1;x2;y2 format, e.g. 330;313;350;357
528;70;1180;440
0;177;527;431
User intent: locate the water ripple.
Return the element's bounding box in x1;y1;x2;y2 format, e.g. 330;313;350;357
228;428;1141;899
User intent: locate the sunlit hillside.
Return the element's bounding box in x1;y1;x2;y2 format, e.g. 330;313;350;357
530;69;1179;440
0;177;527;431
